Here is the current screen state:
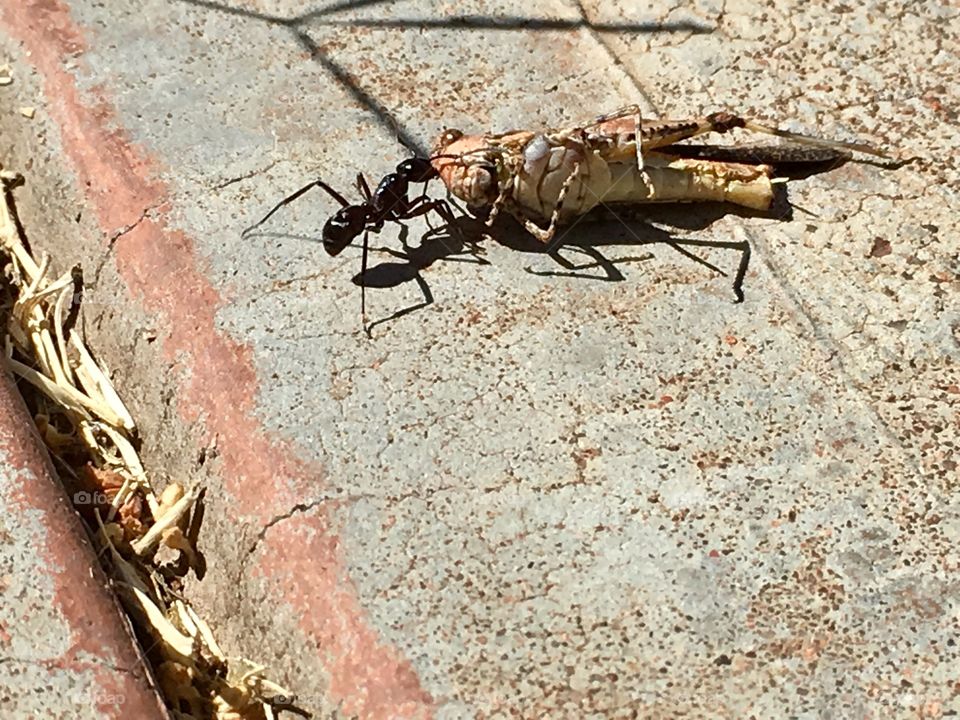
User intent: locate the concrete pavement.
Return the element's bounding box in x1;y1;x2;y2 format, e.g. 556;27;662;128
0;0;957;717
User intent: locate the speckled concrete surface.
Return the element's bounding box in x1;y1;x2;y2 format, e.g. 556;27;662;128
0;0;957;717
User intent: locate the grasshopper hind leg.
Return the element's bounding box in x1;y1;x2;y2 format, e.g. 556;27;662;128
591;104;645;171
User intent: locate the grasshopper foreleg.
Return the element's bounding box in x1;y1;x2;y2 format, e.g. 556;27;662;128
485;177;512;229
522;159;583;250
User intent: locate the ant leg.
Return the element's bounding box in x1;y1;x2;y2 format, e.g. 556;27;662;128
360;229;370;336
356;173;373;203
242;178;350;237
397;195;464;246
400;194;454;224
424;182;466;235
428;198;459;228
429;199;468;245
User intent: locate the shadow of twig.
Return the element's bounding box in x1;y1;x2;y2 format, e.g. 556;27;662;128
312;17;712;32
176;0;713;154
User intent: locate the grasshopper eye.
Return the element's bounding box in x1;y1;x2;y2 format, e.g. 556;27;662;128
439;129;464;147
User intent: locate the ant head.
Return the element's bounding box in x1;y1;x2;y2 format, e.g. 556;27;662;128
398;157;437;183
322;205;367;256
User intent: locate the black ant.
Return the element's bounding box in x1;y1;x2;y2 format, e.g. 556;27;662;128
241;156;458;333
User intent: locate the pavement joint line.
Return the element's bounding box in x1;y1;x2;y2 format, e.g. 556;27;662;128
568;0;659;114
737;220;931;479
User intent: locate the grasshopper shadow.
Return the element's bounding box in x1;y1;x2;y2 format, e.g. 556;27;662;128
486;196;788;298
356;200;757;329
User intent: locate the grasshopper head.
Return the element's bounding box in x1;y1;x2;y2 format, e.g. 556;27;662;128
430;130;499;207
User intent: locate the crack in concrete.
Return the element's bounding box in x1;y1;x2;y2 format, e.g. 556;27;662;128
236;486;463;589
92;203;163;288
211;159;281;191
259;270;329;296
236;498;330;587
835;310;872;342
250;498;337;554
0;655;136;677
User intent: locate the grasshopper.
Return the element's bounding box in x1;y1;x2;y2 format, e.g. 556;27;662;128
431;106;887;247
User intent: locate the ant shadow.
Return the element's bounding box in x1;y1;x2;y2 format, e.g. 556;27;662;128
355;219;490;334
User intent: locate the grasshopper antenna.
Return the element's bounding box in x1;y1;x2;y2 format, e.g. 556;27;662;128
742;120;889;158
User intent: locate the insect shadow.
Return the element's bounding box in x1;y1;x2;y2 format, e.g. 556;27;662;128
357;174;825;331
492;203;759;301
266;148;868;333
496;151;861;300
354;194;765;331
352;217;490;334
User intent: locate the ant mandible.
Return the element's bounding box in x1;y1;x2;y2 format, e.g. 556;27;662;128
241;156;457;333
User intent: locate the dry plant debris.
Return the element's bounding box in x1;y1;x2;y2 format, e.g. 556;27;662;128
0;167;303;719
